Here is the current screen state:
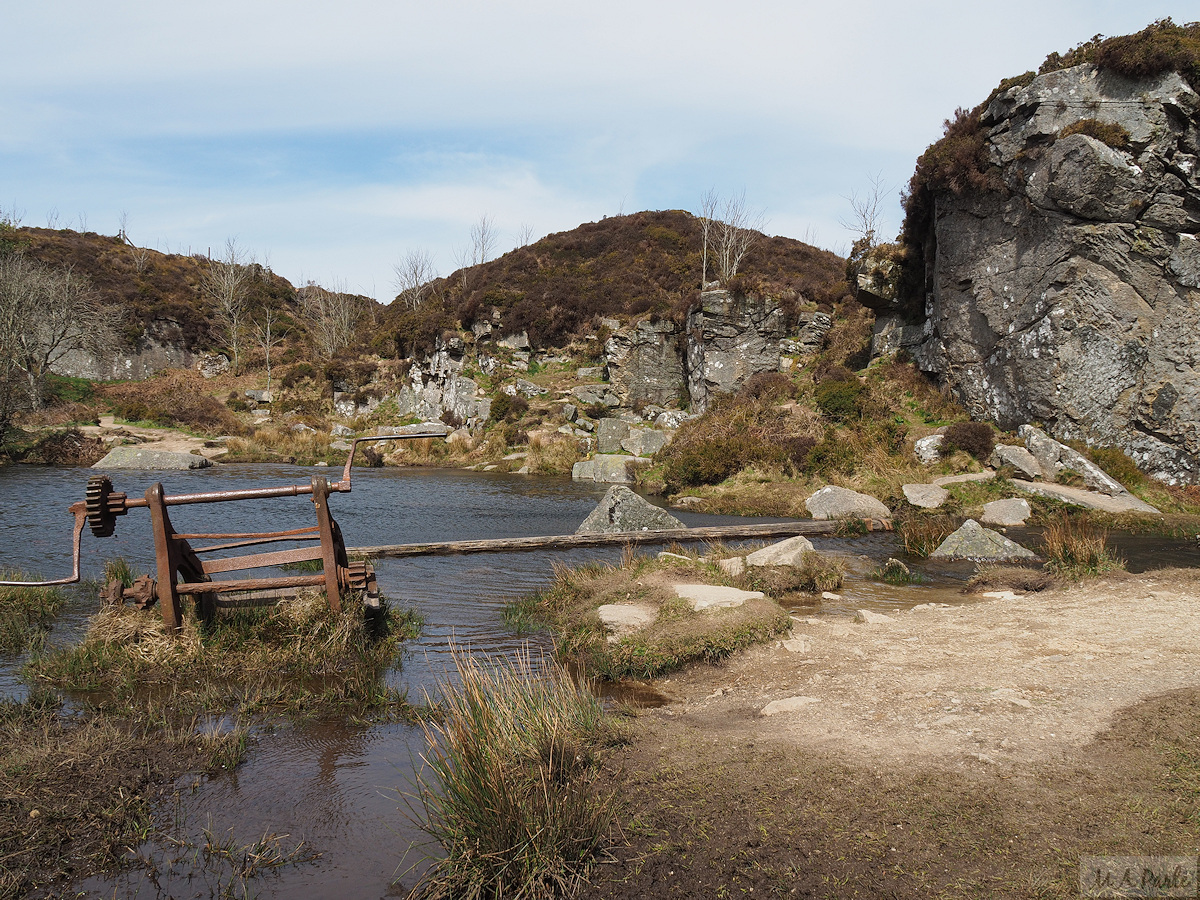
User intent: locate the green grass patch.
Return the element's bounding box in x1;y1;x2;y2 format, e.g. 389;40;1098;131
25;592;420;719
403;650;618;900
0;576;66;652
516;556;792;681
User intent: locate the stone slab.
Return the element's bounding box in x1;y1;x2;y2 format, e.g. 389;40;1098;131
596;603;658;641
673;584;763;611
760;696;822;716
805;485;890;520
93;447;212;470
980;498;1031;526
1011;480;1160;514
746;536;816;567
902;483;950;509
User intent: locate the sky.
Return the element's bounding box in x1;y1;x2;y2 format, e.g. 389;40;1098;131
2;2;1196;302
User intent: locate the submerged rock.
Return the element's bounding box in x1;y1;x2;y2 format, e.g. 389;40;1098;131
575;485;685;534
929;519;1037;561
93;447;212;470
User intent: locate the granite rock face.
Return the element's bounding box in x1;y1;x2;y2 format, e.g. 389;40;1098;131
906;63;1200;484
605;319;687;408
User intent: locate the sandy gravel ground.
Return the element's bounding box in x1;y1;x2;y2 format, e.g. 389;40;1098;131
79;417;227;459
643;568;1200;767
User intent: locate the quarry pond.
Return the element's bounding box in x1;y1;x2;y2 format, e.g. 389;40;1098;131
2;463;1198;899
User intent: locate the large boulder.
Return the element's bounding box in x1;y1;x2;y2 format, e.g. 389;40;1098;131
746;536;816;567
575;485;685;534
903;59;1200;484
805;485;891;520
93;447;212;470
929;519;1037;561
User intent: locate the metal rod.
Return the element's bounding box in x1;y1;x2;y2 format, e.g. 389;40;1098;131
200;544;325;575
176;573;328;594
0;506;87;587
336;433;449;490
173;526;321;541
192;534;322;554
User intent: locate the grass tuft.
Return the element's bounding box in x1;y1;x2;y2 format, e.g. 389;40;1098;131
403;650;617;900
26;592;420;718
0;575;66;651
1041;515;1125;579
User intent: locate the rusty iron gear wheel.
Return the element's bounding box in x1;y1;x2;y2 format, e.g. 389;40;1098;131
85;475;118;537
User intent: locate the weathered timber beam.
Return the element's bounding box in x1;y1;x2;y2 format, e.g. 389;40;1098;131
348;519;891;559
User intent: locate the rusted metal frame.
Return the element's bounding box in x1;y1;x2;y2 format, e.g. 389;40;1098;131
176;573;327;594
173;526;321;541
191;534;322;554
0;503;89;588
200;544;324;575
335;433;448;490
310;476;343;613
145;483;184;629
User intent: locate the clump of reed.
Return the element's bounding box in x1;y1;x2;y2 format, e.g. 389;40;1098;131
1041;514;1125;579
26;591;419;718
0;575;66;651
896;512;960;557
404;650;616;900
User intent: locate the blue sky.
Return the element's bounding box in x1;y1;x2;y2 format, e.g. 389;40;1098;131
3;2;1195;301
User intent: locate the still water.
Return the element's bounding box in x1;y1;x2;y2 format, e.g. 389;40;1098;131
1;463;1195;898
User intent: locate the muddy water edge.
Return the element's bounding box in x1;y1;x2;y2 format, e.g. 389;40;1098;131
1;464;1197;899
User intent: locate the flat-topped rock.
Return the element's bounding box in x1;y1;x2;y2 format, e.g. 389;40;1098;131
929;519;1037;561
746;536;816;567
1012;480;1161;514
596;603;657;641
576;485;685;534
902;483;950;509
981;498;1031;526
673;584;763;611
93;447;212;470
805;485;890;520
855;609;895;625
931;471;996;486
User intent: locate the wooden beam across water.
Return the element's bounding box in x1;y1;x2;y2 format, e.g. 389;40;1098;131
348;519;892;559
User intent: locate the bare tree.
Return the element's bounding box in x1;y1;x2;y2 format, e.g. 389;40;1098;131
516;222;535;247
302;281;359;358
698;188;718;291
201;238;254;374
841;172;889;254
713;191;766;285
457;214;497;293
0;205;23;228
0;254;122;429
45;208;59;229
392;248;438;310
253;307;288;395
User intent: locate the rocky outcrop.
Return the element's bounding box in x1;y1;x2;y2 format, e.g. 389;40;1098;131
905;62;1200;483
54;318;195;381
686;289;785;411
394;337;492;429
601;291;831;413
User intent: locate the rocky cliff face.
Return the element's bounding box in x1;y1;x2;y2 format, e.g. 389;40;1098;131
53;318;195;381
905;63;1200;483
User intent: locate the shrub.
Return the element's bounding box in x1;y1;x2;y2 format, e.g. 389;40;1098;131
489;393;529;424
23;428;107;466
1040;19;1200;90
739;371;797;402
736;553;845;596
658;396;814;491
814;378;865;422
941;422;996;459
1059;118;1131;150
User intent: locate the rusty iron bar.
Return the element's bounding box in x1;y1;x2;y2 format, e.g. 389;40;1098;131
176;573;328;595
0;504;88;588
191;534;322;554
173;526;321;540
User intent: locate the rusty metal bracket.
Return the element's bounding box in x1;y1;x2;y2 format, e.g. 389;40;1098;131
0;433;443;620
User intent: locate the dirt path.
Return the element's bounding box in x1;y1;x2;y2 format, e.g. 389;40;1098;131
79;416;227;459
585;569;1200;899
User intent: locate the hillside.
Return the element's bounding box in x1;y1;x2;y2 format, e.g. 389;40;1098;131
381;210;849;352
